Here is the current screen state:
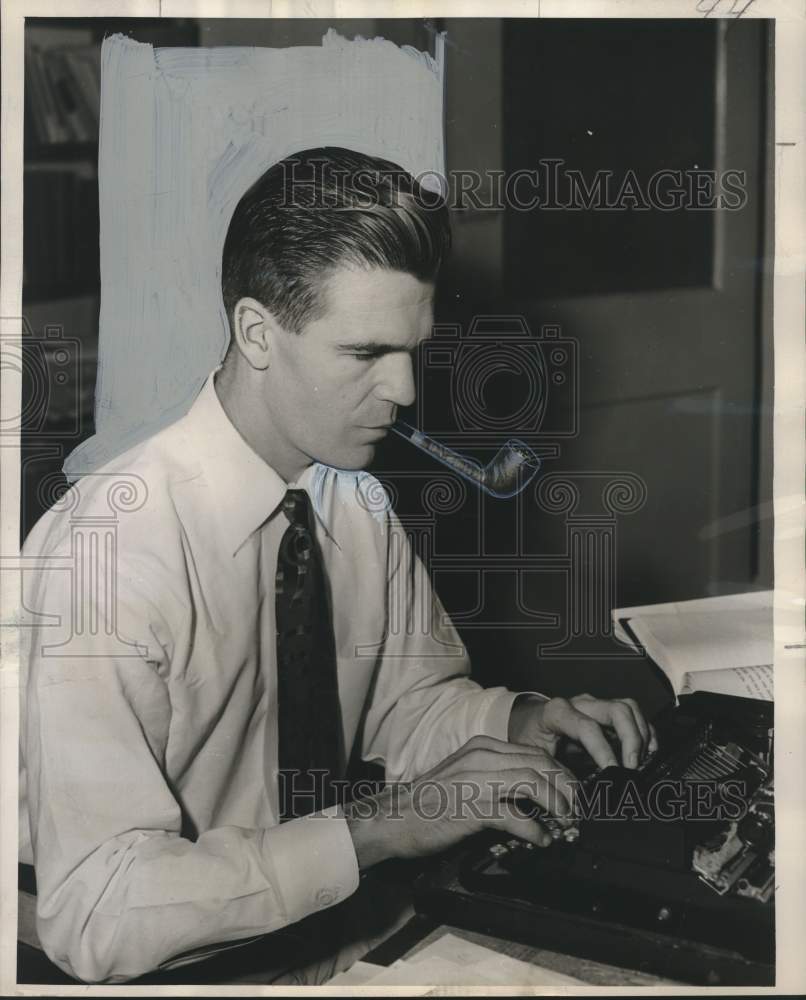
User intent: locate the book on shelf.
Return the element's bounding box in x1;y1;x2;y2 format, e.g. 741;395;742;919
25;27;100;147
613;590;804;701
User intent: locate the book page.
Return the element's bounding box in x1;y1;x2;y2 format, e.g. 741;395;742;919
680;663;774;701
642;607;773;671
613;590;772;647
625;607;774;696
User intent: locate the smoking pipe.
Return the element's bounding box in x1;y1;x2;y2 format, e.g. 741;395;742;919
391;421;540;499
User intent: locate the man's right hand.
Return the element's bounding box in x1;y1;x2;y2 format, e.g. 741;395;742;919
344;735;577;870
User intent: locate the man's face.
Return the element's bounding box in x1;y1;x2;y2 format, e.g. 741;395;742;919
264;266;435;473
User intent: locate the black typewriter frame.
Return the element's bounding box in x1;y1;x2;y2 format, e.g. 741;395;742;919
413;692;775;986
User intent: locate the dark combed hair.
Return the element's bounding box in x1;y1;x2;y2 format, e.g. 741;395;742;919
221;147;452;335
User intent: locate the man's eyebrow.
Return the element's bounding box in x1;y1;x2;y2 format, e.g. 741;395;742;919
336;340;426;354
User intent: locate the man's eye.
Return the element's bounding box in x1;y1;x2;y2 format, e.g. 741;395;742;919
350;353;377;361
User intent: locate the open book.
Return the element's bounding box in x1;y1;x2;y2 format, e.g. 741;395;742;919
612;590;801;701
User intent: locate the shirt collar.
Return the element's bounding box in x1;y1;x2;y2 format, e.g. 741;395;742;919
181;370;337;556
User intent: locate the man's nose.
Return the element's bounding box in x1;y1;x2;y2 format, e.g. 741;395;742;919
374;354;416;409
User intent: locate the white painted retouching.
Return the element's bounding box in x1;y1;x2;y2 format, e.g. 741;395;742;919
65;29;445;479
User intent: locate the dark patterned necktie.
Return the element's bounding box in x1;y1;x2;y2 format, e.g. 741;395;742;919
275;489;342;820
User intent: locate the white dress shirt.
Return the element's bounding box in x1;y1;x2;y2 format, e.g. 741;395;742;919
18;371;524;983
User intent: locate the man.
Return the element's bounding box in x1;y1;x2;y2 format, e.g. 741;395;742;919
19;147;655;983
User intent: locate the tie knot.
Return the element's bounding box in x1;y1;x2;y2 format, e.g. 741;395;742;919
281;489;313;530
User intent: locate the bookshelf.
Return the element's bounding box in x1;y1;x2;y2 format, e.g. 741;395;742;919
21;18;199;541
23;19;199;303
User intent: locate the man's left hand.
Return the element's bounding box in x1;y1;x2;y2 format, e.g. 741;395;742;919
508;693;658;770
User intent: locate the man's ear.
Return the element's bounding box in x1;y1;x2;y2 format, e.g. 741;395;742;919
231;297;282;371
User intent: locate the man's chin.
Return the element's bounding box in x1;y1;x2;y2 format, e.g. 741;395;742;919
317;443;376;472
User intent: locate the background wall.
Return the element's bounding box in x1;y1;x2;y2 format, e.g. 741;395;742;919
386;17;774;714
22;17;773;717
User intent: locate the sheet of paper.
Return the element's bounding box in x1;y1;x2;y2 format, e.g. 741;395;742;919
325;960;386;986
361;955;499;987
404;933;586;986
466;954;585;986
406;932;514;967
342;932;589;987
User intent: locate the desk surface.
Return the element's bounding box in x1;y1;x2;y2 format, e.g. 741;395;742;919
362;914;680;987
18;906;682;988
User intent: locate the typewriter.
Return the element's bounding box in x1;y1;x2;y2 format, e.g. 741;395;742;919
414;691;774;985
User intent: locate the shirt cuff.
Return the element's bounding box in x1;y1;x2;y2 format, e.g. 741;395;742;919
264;804;360;925
479;688;550;743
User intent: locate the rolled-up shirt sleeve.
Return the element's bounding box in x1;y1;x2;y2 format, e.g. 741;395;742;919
23;559;358;984
359;510;540;782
